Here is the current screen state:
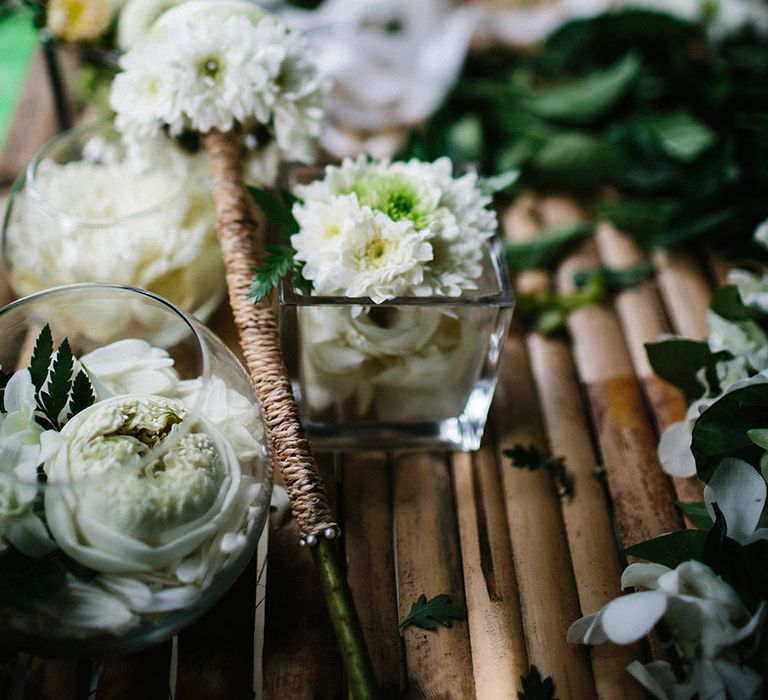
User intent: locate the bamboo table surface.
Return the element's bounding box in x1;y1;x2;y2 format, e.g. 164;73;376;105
0;54;713;699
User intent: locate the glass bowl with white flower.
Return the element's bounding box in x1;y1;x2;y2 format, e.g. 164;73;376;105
260;156;514;451
0;284;271;654
2;120;226;324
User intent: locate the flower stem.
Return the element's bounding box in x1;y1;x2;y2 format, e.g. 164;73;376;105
313;539;378;700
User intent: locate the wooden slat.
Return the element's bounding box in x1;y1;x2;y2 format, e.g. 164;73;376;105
652;249;711;340
544;198;683;548
394;452;475;698
342;452;401;698
493;331;597;700
20;657;92;700
95;644;172;700
453;448;528;698
595;223;704;506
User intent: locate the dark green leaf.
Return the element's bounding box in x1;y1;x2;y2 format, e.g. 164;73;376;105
573;261;654;293
247;187;299;239
42;338;73;421
504;443;574;497
691;384;768;482
68;369;95;419
709;285;753;322
0;366;12;412
676;501;713;531
599;198;677;241
505;221;594;271
0;550;67;602
529;133;624;190
703;502;727;567
518;666;556;700
645;339;729;402
525;53;641;125
247;245;297;303
29;323;53;394
625;530;708;568
400;593;465;632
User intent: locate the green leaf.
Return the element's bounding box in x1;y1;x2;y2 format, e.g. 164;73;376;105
400;593;465;632
0;366;12;412
573;261;654;293
529;133;624;190
691;384;768;482
478;169;520;197
504;221;594;271
29;323;53;394
747;428;768;451
645;339;728;402
703;502;727;567
625;530;708;568
676;501;713;531
503;443;574;498
518;666;556;700
38;338;74;430
599;198;677;240
247;186;299;239
645;112;716;163
247;245;297;303
525;53;641;125
68;369;95;419
709;285;753;322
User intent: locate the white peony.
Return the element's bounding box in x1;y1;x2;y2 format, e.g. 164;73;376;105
110;0;323;169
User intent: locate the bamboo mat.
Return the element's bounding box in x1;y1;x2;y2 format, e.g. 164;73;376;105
0;54;714;700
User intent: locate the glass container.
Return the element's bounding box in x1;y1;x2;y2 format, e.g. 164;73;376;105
0;284;272;655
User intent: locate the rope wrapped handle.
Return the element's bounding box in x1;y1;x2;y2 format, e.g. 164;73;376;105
205;128;338;545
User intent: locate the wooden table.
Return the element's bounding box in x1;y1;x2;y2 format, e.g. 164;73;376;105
0;52;713;699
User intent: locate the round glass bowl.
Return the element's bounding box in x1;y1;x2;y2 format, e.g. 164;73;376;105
2;121;225;322
0;284;272;655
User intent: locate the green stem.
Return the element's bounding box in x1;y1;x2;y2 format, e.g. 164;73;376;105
313;538;378;700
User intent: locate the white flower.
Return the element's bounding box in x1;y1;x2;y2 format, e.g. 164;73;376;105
110;0;323;169
704;458;768;545
707;311;768;372
117;0;189;50
291;156;497;300
7;156;225;321
568;560;765;700
44;395;251;575
79;339;179;399
47;0;114;42
299;306;481;418
280;0;479;141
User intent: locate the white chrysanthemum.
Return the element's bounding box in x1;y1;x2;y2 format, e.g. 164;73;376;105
291;156;498;300
47;0;113;42
110;0;323;169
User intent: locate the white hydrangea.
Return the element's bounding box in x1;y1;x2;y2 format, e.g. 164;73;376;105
110;0;323;169
291;156;498;300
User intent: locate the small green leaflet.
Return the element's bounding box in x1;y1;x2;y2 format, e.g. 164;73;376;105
28;324;95;431
645;339;729;402
504;443;574;497
247;245;298;303
644;111;716;163
625;530;707;568
246;186;299;239
399;594;465;632
504;221;594;271
518;666;556;700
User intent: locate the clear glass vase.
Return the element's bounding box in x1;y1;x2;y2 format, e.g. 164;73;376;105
280;236;514;451
0;284;272;655
1;121;225;322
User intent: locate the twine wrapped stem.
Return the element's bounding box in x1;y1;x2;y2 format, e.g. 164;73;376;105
204;128;377;699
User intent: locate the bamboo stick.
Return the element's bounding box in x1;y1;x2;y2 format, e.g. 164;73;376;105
542;197;683;547
393;452;475;698
652;249;711;340
342;453;401;699
452;448;529;698
96;645;172;700
494;330;597;700
503;199;645;698
595;223;703;505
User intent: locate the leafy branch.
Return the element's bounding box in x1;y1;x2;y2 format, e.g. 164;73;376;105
518;666;556;700
28;324;95;431
504;443;574;498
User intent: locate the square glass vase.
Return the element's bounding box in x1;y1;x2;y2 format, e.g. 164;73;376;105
279;236;514;451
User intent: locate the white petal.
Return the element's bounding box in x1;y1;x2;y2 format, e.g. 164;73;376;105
3;371;35;413
602;591;667;644
658;421;697;477
566;610;608;645
704;458;765;544
712;658;763;700
626;660;696;700
621;563;671;590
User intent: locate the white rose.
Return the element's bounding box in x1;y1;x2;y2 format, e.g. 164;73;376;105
44;395;247;574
